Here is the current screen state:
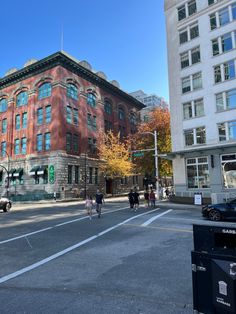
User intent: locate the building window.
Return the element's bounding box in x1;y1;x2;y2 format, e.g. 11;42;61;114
16;91;28;107
1;142;6;157
221;32;233;53
87;93;96;107
181;46;201;69
21;137;27;154
45;105;51;123
67;84;78;100
182;72;202;94
14;139;20;155
224;60;235;80
178;4;186;21
186;157;210;189
179;23;199;44
0;99;7;113
212;39;219;56
118;107;125;120
177;0;196;21
210;4;235;30
218;120;236;141
73;108;78;125
68;165;73;184
2;119;7;133
180;52;189;69
66;106;72;124
22;112;27;129
87;113;92;129
73;134;79;152
75;165;80;184
214;65;222;83
38;83;52;100
183;98;204;120
37;108;43;125
37;134;43;151
208;0;222;5
66;132;72;151
221;154;236;188
216;89;236;111
15;114;20;130
104;101;112;114
45;133;51;150
184;127;206;146
219;7;230;26
192;72;202;90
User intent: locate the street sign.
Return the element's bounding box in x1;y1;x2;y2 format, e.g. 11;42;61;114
133;152;144;157
49;165;55;184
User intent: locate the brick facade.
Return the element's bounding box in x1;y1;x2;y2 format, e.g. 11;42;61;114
0;52;144;200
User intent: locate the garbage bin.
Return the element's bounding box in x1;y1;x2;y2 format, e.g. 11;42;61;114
192;224;236;314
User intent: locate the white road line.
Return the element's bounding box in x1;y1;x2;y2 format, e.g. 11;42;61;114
141;209;173;226
0;208;159;284
0;206;129;245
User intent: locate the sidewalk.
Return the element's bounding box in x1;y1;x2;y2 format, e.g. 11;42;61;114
11;195;201;211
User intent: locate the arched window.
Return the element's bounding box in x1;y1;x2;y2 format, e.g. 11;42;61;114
38;82;52;100
118;107;125;120
67;84;78;100
104;101;112;115
87;93;96;108
0;99;7;113
16;91;28;107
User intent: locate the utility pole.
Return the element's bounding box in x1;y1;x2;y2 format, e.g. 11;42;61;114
154;130;159;200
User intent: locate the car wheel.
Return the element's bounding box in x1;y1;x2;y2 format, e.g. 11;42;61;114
3;203;11;212
209;209;221;221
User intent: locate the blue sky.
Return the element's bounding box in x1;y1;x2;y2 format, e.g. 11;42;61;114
0;0;169;101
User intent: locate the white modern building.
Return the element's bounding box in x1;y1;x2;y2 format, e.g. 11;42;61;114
165;0;236;203
129;90;169;121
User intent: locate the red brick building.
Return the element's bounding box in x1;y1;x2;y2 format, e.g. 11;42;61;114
0;51;144;200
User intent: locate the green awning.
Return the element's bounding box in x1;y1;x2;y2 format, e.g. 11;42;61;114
29;166;39;176
13;168;23;177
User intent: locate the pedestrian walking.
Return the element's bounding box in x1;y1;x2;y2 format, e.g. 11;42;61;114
165;188;170;199
149;189;156;208
95;189;104;218
53;191;57;201
128;189;134;209
85;195;93;220
133;189;140;212
144;189;150;208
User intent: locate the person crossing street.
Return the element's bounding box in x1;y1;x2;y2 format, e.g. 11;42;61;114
95;189;104;218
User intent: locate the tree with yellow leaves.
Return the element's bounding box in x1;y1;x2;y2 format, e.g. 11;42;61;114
98;131;133;179
131;107;172;179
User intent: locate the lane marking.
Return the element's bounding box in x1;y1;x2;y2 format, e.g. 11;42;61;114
0;208;159;284
0;207;129;245
141;209;173;226
125;224;193;233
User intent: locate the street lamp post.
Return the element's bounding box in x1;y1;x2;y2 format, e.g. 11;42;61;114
140;130;159;200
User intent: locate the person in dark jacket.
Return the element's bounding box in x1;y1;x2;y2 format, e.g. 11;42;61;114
128;189;134;209
95;189;104;218
133;189;140;212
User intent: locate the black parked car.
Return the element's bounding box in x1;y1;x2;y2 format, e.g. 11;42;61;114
0;197;12;212
202;198;236;221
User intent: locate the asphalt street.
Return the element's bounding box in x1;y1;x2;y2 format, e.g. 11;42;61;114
0;198;234;314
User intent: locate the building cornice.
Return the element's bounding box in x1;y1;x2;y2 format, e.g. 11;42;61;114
0;51;145;110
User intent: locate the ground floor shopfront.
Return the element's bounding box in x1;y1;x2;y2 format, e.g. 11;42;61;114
0;152;143;201
170;143;236;204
